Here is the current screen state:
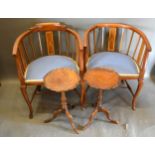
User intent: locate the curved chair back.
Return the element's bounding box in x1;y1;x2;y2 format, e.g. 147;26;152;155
12;23;83;84
84;23;151;78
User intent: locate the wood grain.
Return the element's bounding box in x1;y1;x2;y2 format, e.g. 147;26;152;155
12;22;83;119
127;31;134;55
45;31;55;55
108;28;117;51
44;68;80;92
84;68;120;90
137;40;145;64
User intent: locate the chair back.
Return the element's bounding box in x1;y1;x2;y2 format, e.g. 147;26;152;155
13;23;83;83
84;23;151;73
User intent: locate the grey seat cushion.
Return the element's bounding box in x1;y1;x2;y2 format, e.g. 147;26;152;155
25;55;79;83
87;52;139;77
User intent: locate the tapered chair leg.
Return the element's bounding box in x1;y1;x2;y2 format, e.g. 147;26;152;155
20;85;33;119
132;80;143;111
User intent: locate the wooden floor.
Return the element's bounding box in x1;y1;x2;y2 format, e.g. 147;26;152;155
0;78;155;136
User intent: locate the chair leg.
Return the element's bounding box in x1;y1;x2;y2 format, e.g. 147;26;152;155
61;92;79;134
132;80;143;111
80;80;86;108
125;80;134;96
20;85;33;119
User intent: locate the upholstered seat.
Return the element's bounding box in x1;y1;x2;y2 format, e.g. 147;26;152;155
25;55;79;83
87;52;140;77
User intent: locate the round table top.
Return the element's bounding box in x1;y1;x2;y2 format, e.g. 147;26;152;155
84;68;120;90
44;68;80;92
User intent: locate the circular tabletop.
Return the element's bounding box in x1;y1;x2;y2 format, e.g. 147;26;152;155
44;68;80;92
84;68;120;90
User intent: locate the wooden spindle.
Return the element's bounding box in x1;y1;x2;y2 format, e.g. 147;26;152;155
72;36;76;59
93;30;97;53
21;41;30;63
66;32;70;56
127;31;134;55
140;48;146;68
28;35;36;59
45;31;55;55
108;28;117;52
133;35;141;59
58;31;62;55
75;39;79;62
101;28;104;51
96;28;102;52
137;40;145;64
119;29;125;52
37;32;43;56
88;33;91;55
16;54;25;78
18;48;26;74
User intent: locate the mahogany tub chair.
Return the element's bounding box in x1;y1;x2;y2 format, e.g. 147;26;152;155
81;23;151;110
12;23;83;119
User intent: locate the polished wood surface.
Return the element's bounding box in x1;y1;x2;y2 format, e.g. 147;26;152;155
12;22;152;129
80;68;119;130
43;69;80;134
12;22;83;118
108;28;117;51
82;23;152;110
84;68;120;90
44;68;80;92
45;31;55;55
44;91;79;134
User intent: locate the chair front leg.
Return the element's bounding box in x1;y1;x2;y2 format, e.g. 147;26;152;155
20;85;33;119
132;79;143;110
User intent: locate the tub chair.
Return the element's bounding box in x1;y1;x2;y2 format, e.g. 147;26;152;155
12;23;83;118
81;23;151;110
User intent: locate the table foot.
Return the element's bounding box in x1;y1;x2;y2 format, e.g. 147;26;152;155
98;107;119;124
44;108;63;123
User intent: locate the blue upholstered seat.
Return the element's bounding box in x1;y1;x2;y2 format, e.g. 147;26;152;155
25;55;79;83
87;52;139;77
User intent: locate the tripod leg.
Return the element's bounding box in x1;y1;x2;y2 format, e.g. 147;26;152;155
44;108;63;123
98;107;119;124
82;108;98;130
61;92;79;134
80;90;102;130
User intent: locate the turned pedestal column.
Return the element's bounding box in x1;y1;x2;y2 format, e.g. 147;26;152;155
81;68;120;130
43;68;80;134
